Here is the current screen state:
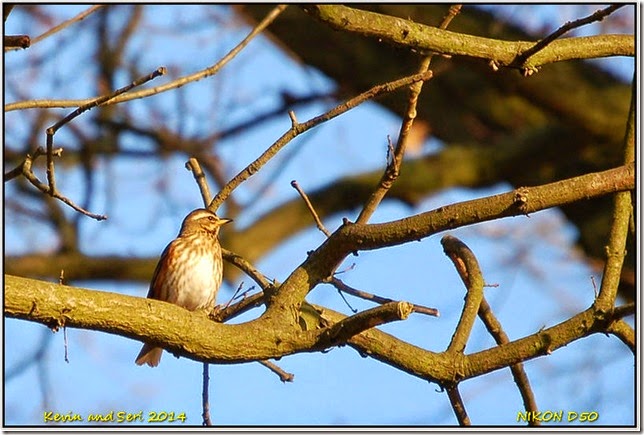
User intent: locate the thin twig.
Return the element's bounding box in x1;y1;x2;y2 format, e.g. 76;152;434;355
62;327;69;364
188;155;215;427
336;289;358;313
222;281;247;310
186;158;213;205
213;290;266;324
17;147;107;220
44;63;164;190
446;386;471;426
476;298;539;425
59;270;70;364
439;4;463;30
46;66;167;141
222;249;274;291
291;180;331;236
355;68;434;223
7;5;289;114
516;4;626;67
258;360;295;383
355;5;460;224
325;276;439;317
4;146;58;182
594;75;635;311
32;5;105;47
442;235;484;354
36;67;166;221
202;363;212;426
209;69;433;212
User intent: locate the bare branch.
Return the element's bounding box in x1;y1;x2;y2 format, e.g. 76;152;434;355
186;158;213;206
325;277;439;317
594;81;635;312
301;5;633;70
209;69;434;212
4;35;30;50
446;386;471;426
517;4;626;67
441;235;484;354
18;67;160;218
291;180;331;237
32;67;166;220
357;4;457;223
5;162;634;283
318;301;413;346
32;5;105;47
46;66;167;140
4;274;633;383
476;298;539;424
5;5;104;53
15;147;108;221
258;360;295;383
5;5;288;112
202;363;212;426
606;319;635;353
356;68;434;223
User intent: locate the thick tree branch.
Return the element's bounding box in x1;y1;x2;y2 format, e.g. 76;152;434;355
5;274;630;386
4;275;409;364
606;319;635;353
301;5;633;69
4;275;303;363
264;162;634;318
335;302;624;384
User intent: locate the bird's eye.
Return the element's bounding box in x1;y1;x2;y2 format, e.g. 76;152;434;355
208;216;216;222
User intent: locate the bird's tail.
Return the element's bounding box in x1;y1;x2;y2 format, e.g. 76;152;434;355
135;343;163;367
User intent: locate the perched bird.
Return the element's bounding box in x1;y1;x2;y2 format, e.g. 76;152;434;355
135;208;232;367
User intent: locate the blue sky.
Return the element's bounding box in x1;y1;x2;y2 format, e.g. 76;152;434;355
4;4;636;426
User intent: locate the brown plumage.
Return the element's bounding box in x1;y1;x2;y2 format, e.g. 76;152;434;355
135;208;231;367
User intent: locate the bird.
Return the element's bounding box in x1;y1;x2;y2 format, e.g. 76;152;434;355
135;208;232;367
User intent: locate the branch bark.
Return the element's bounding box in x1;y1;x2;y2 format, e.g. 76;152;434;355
301;5;633;69
5;274;630;385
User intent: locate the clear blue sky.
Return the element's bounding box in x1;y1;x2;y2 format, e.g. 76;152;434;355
4;5;636;426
